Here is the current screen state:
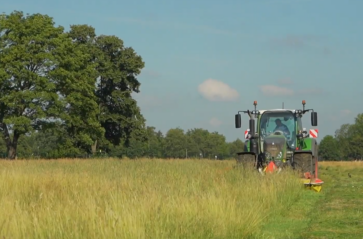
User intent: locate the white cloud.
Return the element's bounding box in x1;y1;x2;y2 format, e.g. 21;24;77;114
198;79;239;101
259;85;294;96
209;117;222;127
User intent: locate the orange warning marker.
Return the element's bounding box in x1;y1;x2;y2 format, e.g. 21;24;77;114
265;161;277;173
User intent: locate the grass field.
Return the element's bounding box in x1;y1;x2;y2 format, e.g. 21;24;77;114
0;159;362;238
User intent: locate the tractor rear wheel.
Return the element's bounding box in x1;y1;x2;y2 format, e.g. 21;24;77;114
293;153;314;176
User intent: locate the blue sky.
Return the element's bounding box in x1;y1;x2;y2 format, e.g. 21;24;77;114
3;0;363;142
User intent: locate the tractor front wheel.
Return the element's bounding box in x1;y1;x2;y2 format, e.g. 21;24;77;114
292;153;314;177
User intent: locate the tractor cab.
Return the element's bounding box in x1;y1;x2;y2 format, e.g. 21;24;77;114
259;110;297;150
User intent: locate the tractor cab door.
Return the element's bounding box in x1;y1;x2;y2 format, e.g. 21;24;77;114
294;116;303;147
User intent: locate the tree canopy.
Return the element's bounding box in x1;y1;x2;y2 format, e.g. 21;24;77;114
0;11;145;159
318;113;363;161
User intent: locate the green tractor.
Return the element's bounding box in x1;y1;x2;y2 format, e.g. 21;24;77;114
234;100;323;191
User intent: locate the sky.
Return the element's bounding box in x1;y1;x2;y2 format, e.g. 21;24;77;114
2;0;363;142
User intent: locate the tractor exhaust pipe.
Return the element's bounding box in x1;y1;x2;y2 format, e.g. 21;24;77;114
249;101;259;157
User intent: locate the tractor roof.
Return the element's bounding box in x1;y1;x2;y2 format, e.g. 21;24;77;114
258;109;297;114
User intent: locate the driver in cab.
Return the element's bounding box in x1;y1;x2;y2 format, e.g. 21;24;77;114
273;119;290;135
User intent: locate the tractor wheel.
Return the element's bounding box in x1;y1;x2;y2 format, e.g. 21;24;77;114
236;154;256;169
293;153;313;176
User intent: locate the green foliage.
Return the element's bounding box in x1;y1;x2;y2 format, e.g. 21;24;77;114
319;113;363;161
318;135;340;160
68;24;146;150
0;11;68;158
0;11;145;159
7;126;245;159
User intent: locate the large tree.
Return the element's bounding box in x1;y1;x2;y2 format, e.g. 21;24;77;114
0;11;65;159
0;11;106;159
68;24;147;153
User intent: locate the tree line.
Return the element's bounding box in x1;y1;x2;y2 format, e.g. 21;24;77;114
0;126;245;159
318;113;363;161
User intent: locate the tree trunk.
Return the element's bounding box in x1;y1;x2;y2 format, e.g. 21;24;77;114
1;123;19;160
7;144;17;160
91;140;97;154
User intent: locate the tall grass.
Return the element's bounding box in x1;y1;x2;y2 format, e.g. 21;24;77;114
0;159;303;238
320;160;363;168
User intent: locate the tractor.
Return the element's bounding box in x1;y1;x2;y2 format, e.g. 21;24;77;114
234;100;324;192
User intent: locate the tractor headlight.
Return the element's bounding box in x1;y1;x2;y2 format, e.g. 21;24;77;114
265;152;271;159
276;151;282;159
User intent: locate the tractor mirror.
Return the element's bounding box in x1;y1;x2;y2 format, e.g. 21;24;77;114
235;114;241;128
311;112;318;126
249;119;255;135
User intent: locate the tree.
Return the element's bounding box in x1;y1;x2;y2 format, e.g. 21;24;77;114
68;25;147;153
348;114;363;160
185;128;210;158
206;132;229;159
334;123;352;159
164;128;187;158
0;11;68;159
228;138;245;158
318;135;340;161
143;126;164;158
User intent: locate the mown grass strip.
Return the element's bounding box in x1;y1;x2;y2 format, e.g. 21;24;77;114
254;161;363;239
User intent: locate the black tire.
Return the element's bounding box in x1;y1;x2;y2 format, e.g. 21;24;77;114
293;153;313;175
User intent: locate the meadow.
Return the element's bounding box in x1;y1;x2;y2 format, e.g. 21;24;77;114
0;159;362;239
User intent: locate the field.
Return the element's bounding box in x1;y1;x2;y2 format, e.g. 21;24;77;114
0;159;362;239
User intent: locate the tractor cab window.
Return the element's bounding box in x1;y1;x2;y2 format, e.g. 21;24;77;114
259;111;295;143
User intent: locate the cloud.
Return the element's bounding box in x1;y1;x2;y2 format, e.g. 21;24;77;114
198;79;239;101
277;78;293;85
209;117;222;127
107;17;233;35
259;85;294;96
